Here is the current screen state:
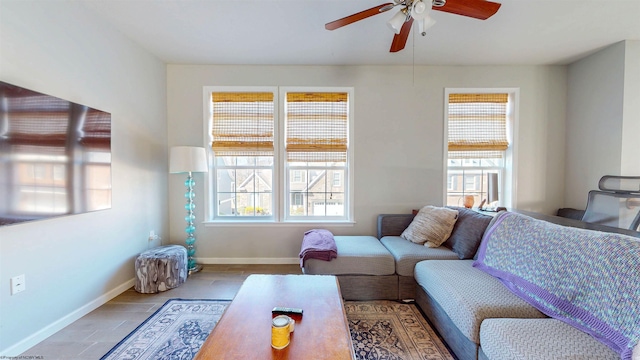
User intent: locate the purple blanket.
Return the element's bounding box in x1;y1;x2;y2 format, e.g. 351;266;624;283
299;229;337;267
474;211;640;359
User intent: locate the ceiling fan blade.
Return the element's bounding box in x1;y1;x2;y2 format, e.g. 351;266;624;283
433;0;501;20
325;3;395;30
390;17;414;53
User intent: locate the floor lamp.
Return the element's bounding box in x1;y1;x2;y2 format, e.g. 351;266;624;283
170;146;208;274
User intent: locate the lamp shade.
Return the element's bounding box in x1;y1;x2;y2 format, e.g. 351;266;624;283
169;146;208;173
417;16;437;36
411;1;436;36
387;10;407;34
411;0;427;19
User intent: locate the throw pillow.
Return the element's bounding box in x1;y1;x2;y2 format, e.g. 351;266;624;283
443;206;494;259
473;210;508;260
401;206;459;247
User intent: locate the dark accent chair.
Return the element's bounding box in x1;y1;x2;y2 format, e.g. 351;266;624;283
581;175;640;231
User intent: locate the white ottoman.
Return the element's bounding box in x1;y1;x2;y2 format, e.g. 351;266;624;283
135;245;188;293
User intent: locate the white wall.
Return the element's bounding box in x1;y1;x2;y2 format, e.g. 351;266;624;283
565;41;640;209
167;64;567;263
0;2;167;355
621;41;640;175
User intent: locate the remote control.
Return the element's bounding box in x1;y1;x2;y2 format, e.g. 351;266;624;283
272;307;303;316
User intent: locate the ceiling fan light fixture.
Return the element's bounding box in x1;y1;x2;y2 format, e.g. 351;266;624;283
412;1;427;16
387;10;407;34
411;0;436;36
418;15;437;36
324;0;501;53
411;0;429;20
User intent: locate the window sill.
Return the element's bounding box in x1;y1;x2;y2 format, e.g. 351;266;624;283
203;220;356;227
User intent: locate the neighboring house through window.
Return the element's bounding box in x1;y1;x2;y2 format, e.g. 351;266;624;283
444;90;517;209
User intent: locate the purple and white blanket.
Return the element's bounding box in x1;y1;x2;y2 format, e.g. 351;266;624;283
474;211;640;360
299;229;337;267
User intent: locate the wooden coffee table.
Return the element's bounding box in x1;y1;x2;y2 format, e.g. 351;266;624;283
194;274;355;360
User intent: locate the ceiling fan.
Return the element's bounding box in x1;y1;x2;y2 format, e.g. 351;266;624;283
325;0;501;53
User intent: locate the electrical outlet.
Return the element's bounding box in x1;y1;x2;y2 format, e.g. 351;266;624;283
149;230;159;241
11;274;25;295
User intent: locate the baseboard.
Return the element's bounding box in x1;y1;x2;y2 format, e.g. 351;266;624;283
197;257;299;265
0;278;135;357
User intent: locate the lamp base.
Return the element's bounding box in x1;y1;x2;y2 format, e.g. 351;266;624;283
188;264;203;276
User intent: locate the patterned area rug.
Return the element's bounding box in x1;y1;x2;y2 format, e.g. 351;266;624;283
101;299;229;360
102;299;453;360
345;301;455;360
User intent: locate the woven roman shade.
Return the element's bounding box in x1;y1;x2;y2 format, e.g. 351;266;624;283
448;93;509;159
80;108;111;149
6;95;70;146
211;92;274;156
285;92;348;162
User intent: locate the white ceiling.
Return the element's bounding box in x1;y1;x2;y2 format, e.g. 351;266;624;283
80;0;640;66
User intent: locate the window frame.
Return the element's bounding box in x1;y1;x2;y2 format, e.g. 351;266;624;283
203;86;355;224
203;86;279;222
443;88;519;209
212;155;275;219
446;166;504;208
280;87;354;223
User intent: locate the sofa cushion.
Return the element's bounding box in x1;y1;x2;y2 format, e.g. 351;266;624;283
401;205;459;247
380;236;458;276
480;318;618;360
303;236;395;276
414;260;545;344
443;206;494;259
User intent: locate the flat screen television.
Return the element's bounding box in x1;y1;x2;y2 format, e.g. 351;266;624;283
0;81;112;226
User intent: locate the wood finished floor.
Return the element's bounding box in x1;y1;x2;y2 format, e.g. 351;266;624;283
20;264;302;360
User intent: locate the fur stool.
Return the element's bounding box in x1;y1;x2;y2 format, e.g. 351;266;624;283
135;245;188;293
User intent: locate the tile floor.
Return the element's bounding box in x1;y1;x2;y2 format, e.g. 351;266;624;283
20;264;302;360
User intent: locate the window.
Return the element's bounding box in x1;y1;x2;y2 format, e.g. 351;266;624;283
291;193;304;207
209;91;275;219
464;174;480;192
284;91;349;221
292;170;306;183
205;87;353;222
445;91;515;208
332;172;341;187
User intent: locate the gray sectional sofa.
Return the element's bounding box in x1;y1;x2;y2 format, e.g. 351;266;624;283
303;213;462;300
302;208;640;360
